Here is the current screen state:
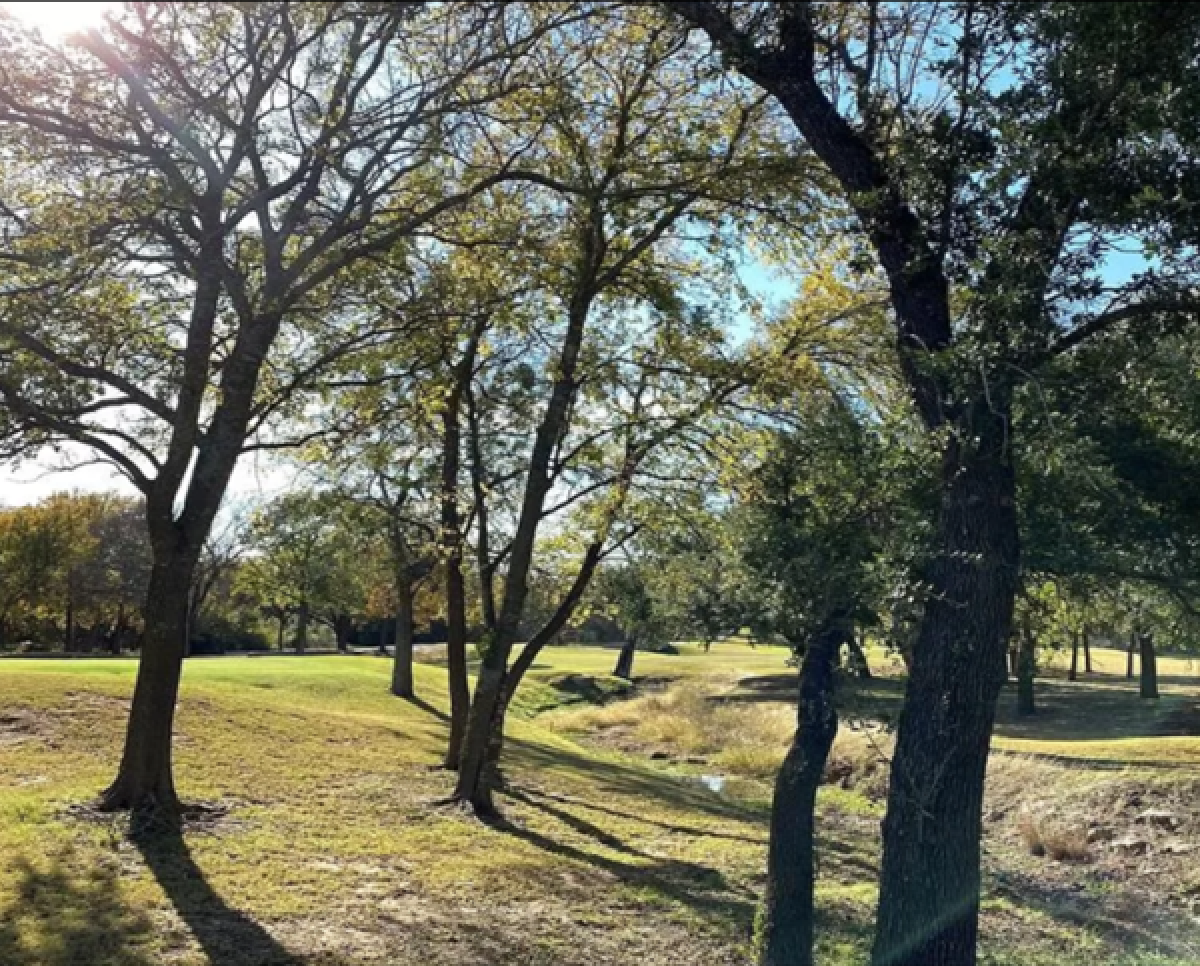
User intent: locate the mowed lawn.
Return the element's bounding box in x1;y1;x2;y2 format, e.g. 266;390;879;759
0;642;1198;965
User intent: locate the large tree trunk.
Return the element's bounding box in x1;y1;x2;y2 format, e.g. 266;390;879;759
1068;630;1079;682
760;615;845;966
613;638;636;679
871;439;1019;966
1083;626;1093;673
1017;627;1037;716
1126;629;1136;679
1138;631;1158;699
98;554;196;815
390;541;415;699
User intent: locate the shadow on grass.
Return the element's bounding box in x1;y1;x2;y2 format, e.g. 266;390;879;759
732;668;1200;749
987;864;1200;961
404;694;451;724
492;788;758;934
131;822;299;966
517;787;768;845
505;733;769;826
0;857;154;966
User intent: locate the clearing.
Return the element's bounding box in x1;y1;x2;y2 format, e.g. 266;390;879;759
1;643;1198;965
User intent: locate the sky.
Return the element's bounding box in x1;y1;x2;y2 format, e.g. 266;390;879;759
0;1;114;36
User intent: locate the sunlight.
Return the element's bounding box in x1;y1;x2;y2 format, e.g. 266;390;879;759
1;1;115;37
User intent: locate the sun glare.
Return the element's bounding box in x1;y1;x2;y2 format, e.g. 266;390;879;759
1;1;115;37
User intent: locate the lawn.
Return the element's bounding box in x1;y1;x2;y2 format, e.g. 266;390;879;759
0;642;1198;965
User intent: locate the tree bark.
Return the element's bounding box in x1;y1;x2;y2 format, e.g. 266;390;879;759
871;438;1019;966
1138;631;1158;699
389;532;416;698
1017;626;1037;716
1083;626;1093;673
98;553;196;816
276;613;287;652
1068;630;1079;682
1126;629;1136;679
760;615;845;966
613;638;636;679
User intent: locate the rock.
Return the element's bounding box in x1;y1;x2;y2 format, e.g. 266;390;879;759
1161;841;1198;855
986;809;1006;824
1087;826;1116;844
1113;834;1150;856
1136;809;1180;830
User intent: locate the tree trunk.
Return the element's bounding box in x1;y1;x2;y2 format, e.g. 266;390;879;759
452;656;508;813
613;638;636;679
1067;630;1079;682
276;614;287;651
1017;627;1037;716
294;602;309;653
335;616;352;653
442;560;470;769
846;633;872;679
1126;629;1136;679
109;604;126;656
871;439;1019;966
760;615;845;966
1139;631;1158;699
391;553;415;699
1083;626;1093;673
98;554;195;816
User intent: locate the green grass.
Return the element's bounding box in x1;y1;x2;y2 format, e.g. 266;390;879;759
0;642;1197;964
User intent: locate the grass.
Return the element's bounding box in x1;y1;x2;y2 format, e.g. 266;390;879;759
0;641;1197;964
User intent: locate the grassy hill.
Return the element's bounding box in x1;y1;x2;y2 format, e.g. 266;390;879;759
1;643;1198;965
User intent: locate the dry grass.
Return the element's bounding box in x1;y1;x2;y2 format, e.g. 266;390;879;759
544;674;896;796
544;676;797;775
1016;810;1090;861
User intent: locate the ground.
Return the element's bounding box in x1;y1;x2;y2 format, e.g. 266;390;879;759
0;642;1197;965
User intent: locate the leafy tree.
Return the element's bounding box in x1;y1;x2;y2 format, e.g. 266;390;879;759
0;1;568;814
437;6;821;813
676;5;1200;961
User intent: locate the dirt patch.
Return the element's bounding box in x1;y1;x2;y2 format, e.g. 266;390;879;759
0;709;54;746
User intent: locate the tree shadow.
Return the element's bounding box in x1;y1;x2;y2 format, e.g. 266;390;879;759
130;822;300;966
516;787;768;845
489;791;758;933
0;856;154;966
404;694;451;724
504;734;769;826
986;863;1200;961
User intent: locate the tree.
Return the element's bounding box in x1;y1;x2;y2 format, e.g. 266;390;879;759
440;6;819;813
591;557;676;680
729;383;926;966
675;5;1200;962
0;2;565;815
